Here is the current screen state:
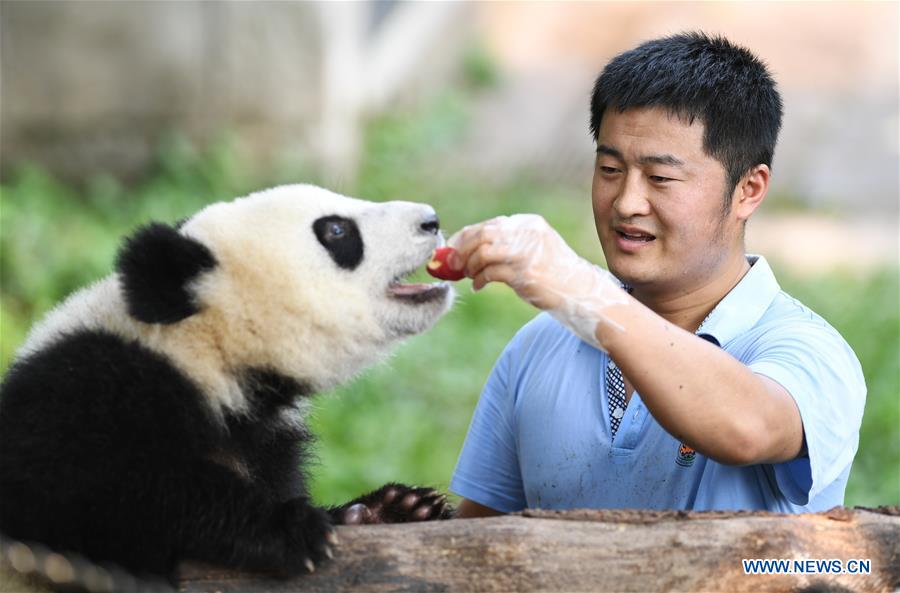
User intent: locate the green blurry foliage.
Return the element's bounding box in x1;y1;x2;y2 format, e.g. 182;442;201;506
0;92;896;510
462;41;501;90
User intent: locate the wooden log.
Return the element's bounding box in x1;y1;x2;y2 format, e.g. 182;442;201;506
178;506;900;593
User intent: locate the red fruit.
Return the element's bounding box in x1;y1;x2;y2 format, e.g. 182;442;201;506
426;247;465;281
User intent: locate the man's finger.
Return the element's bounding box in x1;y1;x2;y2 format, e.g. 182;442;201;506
447;222;487;270
471;262;516;292
464;240;510;281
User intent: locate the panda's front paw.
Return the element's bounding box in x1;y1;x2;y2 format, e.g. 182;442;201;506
274;497;338;575
331;482;454;525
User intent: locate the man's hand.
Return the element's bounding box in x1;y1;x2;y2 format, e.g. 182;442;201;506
448;215;628;349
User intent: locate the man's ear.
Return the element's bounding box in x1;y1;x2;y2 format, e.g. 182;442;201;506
115;223;217;324
733;164;770;222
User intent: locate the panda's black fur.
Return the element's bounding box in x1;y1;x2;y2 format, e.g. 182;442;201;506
0;186;454;586
116;222;218;324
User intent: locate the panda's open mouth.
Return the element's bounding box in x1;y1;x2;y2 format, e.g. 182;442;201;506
387;269;449;304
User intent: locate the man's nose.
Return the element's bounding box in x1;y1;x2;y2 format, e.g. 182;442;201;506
613;174;652;217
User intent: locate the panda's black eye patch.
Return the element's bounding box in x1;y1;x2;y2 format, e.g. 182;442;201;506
313;215;363;270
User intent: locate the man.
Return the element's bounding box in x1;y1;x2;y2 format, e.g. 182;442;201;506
446;32;865;516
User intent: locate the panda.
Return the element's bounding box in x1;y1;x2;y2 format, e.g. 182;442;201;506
0;184;456;587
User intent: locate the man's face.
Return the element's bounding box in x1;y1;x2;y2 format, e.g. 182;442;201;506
592;106;743;298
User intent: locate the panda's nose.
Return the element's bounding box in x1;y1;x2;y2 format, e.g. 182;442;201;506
419;213;440;235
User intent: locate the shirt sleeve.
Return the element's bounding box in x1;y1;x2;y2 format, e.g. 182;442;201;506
748;321;866;506
450;336;527;513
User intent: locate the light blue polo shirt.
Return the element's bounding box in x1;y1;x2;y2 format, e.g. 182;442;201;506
450;256;866;512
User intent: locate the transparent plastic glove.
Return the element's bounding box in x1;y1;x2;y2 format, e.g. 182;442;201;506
448;214;629;350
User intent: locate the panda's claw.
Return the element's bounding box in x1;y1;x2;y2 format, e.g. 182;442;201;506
334;483;455;524
275;498;335;575
325;530;340;546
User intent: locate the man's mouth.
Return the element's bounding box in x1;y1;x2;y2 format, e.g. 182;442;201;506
615;227;656;243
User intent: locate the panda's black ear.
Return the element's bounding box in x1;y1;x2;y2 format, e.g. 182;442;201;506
115;222;218;324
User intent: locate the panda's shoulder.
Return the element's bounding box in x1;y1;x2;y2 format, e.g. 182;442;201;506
1;329;213;437
7;329;179;386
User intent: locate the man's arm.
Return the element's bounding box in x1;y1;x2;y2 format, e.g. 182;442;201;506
447;216;804;467
594;296;804;465
456;498;505;518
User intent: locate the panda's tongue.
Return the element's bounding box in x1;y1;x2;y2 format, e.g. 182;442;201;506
388;283;433;296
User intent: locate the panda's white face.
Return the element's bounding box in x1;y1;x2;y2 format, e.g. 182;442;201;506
172;184;454;399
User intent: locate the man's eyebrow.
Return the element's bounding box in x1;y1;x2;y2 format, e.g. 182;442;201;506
595;144;685;168
595;144;623;159
638;153;685;168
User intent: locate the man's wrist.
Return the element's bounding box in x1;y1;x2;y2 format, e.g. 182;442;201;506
548;263;629;352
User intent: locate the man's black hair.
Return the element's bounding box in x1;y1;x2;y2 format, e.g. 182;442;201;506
589;32;783;205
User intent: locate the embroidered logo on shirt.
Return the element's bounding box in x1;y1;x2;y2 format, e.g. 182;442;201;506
676;443;696;467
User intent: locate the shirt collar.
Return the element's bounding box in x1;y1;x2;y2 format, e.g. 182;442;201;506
696;255;781;346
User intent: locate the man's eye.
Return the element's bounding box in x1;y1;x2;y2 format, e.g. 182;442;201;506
600;166;620;175
649;175;673;183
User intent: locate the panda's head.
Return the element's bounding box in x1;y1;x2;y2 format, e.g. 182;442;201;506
115;184;454;401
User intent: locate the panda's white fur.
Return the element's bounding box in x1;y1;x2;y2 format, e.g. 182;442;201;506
19;184;453;416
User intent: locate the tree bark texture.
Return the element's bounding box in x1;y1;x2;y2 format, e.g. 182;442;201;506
177;506;900;593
